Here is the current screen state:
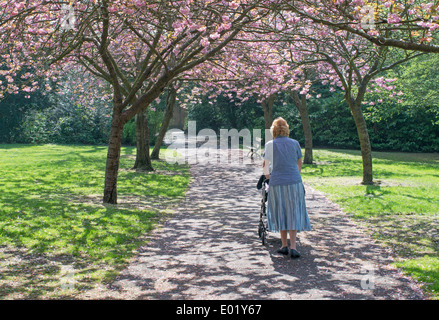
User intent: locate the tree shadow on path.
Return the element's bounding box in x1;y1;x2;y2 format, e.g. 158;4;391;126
85;149;425;300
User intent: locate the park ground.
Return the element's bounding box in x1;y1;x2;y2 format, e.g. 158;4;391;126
0;144;438;299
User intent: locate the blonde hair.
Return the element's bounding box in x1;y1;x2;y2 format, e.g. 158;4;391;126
270;117;290;139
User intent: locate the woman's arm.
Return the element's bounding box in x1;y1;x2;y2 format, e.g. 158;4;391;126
263;160;270;179
297;158;303;173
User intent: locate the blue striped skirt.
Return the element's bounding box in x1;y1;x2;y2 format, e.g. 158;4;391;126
266;182;311;233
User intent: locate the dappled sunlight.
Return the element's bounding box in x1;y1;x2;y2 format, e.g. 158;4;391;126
88;149;424;300
0;145;190;299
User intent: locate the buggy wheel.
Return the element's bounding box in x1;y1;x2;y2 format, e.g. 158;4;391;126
261;229;266;245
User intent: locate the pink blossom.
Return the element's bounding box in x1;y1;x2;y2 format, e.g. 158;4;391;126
367;29;379;36
429;23;439;31
287;16;300;24
387;13;401;24
209;32;220;40
417;21;430;28
229;2;239;9
172;21;183;30
201;37;209;47
180;7;190;15
222;23;232;31
304;7;314;14
15;2;25;11
189;24;200;31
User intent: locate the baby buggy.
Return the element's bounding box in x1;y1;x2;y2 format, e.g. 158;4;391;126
256;175;269;245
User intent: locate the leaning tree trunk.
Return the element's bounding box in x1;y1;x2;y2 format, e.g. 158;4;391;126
133;109;154;171
347;98;373;185
103;108;126;204
261;93;276;130
151;86;177;160
290;90;313;164
261;93;276;146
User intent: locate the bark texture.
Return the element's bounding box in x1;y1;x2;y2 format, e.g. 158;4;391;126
290;90;313;164
151;86;177;160
133;109;154;171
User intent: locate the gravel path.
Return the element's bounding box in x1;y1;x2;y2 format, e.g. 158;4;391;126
85;149;425;300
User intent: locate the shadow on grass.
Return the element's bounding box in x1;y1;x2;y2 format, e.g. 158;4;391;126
365;213;439;258
303;149;439;189
364;213;439;299
0;144;191;299
302;162;363;178
0;190;160;299
1;190;158;254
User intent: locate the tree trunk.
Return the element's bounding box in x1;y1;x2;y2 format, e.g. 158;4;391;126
103;109;125;204
133;109;154;171
347;98;373;185
151;86;177;160
102;77;170;204
290;90;313;164
261;94;276;129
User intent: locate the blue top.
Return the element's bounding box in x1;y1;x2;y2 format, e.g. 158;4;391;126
263;136;303;186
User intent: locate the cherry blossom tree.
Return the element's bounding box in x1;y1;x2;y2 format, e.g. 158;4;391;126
284;0;439;53
3;0;429;198
176;12;319;166
179;26;304;128
1;0;277;204
150;82;179;160
272;12;424;184
193;7;424;182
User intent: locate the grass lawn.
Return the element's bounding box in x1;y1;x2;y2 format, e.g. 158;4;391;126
0;144;190;299
301;149;439;299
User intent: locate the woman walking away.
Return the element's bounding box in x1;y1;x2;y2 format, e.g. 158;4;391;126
262;117;311;259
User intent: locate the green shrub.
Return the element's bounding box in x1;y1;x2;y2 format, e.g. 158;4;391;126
18;109;54;144
17;104;111;145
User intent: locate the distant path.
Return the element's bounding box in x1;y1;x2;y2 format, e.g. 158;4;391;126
84;149;425;300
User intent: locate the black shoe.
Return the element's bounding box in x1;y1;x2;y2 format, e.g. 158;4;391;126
290;249;301;259
277;246;289;255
